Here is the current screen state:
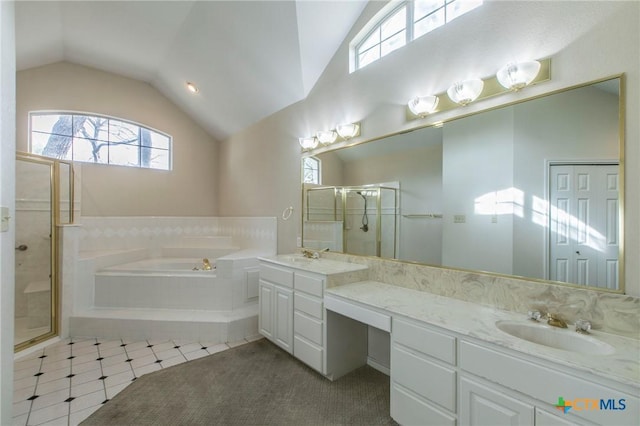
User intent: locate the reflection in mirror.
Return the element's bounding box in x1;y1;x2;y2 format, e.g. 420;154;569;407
302;77;623;292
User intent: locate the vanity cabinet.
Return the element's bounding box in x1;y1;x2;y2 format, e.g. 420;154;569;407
258;263;294;353
292;271;326;373
259;257;370;379
388;315;637;426
391;317;457;426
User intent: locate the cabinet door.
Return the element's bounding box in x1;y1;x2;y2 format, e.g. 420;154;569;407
258;281;274;340
460;377;534;426
274;286;294;354
535;408;596;426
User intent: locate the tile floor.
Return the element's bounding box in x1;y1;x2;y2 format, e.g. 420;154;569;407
13;335;262;426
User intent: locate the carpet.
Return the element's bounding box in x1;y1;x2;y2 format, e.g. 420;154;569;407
81;338;396;425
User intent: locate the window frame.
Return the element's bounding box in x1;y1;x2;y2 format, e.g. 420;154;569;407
302;156;321;185
351;0;483;72
28;111;173;171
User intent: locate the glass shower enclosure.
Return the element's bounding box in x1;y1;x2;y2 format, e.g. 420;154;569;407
303;185;398;258
15;152;74;351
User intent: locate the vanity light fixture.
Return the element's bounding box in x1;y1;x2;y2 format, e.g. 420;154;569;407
447;79;484;106
316;130;338;145
496;60;541;91
408;95;440;117
299;137;318;150
186;82;199;94
336;122;360;140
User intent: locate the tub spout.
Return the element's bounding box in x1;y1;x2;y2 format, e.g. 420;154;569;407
202;258;213;270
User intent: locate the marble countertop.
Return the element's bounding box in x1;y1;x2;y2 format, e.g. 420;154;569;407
326;281;640;388
258;254;368;275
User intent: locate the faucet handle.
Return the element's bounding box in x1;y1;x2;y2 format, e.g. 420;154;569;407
575;319;592;334
527;310;542;321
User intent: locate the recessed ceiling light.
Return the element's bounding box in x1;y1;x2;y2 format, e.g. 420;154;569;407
186;82;199;94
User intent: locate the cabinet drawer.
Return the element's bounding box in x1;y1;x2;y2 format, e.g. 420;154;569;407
324;295;391;332
294;292;323;319
391;383;456;426
294;336;323;373
260;264;293;288
294;311;323;346
294;272;324;297
393;317;456;364
392;345;456;412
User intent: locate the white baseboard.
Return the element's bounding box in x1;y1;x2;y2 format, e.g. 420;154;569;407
367;356;390;376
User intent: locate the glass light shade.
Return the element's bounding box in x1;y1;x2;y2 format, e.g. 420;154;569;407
408;95;439;117
186;82;199;93
316;130;338;145
447;79;484;106
496;61;541;91
299;137;318;150
336;123;360;140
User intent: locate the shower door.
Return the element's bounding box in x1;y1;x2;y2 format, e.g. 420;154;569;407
15;155;58;350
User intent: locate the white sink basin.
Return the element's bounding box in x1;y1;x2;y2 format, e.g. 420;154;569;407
276;255;314;264
495;320;615;355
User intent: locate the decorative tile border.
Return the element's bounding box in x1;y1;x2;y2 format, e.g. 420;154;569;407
77;217;277;253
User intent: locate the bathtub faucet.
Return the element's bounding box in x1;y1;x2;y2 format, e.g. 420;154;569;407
202;258;213;270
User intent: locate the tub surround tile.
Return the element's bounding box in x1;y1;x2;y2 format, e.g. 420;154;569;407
321;252;639;338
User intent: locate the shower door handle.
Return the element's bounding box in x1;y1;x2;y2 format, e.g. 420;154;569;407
15;244;28;251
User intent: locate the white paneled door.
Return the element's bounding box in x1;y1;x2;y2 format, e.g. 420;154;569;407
549;164;619;289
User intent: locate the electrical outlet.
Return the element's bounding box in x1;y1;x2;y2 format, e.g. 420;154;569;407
453;214;466;224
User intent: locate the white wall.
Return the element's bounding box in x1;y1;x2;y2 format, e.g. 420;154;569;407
0;2;15;423
219;1;640;297
442;107;515;274
16;62;219;217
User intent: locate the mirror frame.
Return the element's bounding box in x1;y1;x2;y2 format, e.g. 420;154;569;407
301;74;626;294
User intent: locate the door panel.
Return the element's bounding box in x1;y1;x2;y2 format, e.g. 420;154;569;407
549;164;619;289
15;158;54;348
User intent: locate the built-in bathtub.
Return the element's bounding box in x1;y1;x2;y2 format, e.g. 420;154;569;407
101;257;217;275
69;247;264;342
94;250;259;312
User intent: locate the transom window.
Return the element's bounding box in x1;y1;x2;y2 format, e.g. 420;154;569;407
29;112;172;170
352;0;483;72
302;156;321;184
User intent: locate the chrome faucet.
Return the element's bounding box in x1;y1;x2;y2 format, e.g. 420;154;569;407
575;319;592;334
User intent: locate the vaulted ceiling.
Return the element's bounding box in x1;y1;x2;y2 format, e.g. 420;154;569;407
15;1;368;141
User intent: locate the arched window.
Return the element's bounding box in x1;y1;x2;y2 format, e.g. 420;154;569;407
29;112;172;170
352;0;483;72
302;156;321;184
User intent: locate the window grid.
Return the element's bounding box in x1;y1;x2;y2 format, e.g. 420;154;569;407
354;0;482;71
29;112;172;171
302;157;321;184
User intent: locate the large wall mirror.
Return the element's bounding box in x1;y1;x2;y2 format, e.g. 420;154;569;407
302;76;624;293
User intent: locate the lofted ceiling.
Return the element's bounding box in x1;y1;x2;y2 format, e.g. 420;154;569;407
15;0;368;141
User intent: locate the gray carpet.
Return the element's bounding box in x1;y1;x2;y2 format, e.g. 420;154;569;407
82;338;396;425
